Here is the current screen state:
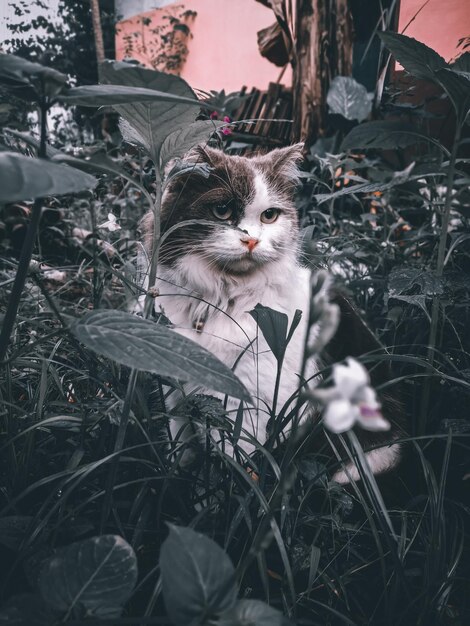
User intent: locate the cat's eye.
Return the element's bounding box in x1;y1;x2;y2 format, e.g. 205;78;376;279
212;205;233;220
260;208;281;224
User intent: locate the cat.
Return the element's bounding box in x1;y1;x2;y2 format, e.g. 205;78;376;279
141;143;401;482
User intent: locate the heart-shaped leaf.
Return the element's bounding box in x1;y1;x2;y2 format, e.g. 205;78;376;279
0;152;97;203
327;76;373;122
98;61;201;164
160;525;238;626
38;535;137;614
160;120;222;167
71;310;250;401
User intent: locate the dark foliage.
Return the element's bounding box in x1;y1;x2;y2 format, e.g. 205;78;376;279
0;24;469;626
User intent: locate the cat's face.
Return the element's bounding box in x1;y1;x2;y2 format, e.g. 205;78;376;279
146;144;303;276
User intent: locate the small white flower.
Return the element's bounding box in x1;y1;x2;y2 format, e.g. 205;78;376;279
313;357;390;434
98;213;121;232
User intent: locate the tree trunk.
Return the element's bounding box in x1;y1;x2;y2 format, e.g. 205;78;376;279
90;0;105;70
291;0;353;144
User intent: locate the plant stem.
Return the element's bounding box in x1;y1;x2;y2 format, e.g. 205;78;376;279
418;121;461;434
0;98;48;365
101;172;163;529
144;171;163;316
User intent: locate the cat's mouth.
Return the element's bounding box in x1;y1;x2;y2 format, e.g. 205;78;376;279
210;250;273;275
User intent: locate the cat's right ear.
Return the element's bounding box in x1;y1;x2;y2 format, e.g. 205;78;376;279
257;142;305;182
181;145;222;165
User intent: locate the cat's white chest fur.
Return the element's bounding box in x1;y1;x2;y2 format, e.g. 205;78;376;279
155;256;313;454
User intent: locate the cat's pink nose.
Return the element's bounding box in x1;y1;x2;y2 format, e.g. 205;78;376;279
240;237;259;253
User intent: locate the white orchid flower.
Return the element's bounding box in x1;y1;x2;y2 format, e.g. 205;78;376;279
314;357;390;434
98;213;121;232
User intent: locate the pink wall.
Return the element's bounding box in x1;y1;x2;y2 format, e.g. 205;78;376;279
115;0;291;93
398;0;470;62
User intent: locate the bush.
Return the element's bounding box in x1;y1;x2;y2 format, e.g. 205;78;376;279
0;32;469;625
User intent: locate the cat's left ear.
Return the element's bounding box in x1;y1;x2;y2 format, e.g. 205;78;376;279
257;142;305;182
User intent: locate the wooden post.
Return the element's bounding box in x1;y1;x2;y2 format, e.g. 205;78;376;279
291;0;353;144
90;0;105;71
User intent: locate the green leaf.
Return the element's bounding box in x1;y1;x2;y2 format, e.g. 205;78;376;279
160;525;238;626
249;304;289;362
0;152;97;203
98;61;201;164
160;120;222;167
218;599;290;626
326;76;373;122
314;163;416;204
385;266;444;320
51;152;134;180
452;52;470;73
386;266;444;302
38;535;137;614
0;53;68;98
378;31;447;81
71;310;250;401
341;120;427;151
61;83;204;109
51;152;154;210
4;128;61;158
434;67;470;120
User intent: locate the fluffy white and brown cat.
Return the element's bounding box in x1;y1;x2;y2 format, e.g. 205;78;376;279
141;144;401;482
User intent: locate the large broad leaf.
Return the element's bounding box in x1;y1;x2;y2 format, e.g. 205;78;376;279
326;76;373;122
249;304;289;363
71;310;250;401
61;84;204;109
0;594;58;626
99;61;200;163
218;599;290;626
160;525;238;626
160;120;222;167
379;31;447;81
0;152;97;203
341;120;426;151
38;535;137;615
0;53;67;98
